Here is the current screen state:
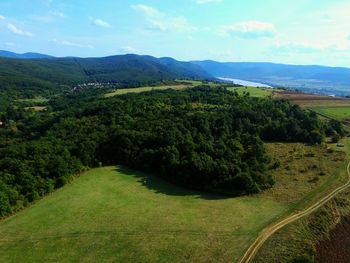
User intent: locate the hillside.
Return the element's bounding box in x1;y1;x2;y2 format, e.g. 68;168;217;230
0;54;212;91
193;61;350;96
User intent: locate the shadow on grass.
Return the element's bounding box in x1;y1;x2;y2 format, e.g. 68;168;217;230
114;166;231;201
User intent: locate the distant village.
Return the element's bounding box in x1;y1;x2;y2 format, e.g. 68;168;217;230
72;82;116;92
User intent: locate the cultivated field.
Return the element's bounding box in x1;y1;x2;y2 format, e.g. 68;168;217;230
275;90;350;121
0;143;344;263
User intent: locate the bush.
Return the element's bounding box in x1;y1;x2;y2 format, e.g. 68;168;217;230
292;255;313;263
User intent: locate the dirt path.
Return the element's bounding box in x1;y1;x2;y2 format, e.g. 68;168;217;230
238;161;350;263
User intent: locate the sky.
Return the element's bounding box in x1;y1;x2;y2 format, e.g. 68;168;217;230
1;0;350;67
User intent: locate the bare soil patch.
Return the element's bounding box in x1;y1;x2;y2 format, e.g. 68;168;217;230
316;216;350;263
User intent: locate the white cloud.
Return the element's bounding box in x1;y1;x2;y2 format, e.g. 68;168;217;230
53;39;94;49
273;42;324;54
220;21;275;39
7;23;33;37
196;0;223;4
93;19;111;28
31;10;65;22
273;41;350;55
283;2;350;54
120;46;140;54
51;10;65;18
131;4;158;17
131;4;196;32
0;15;5;20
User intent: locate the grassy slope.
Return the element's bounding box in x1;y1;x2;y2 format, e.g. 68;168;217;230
104;81;204;97
253;139;350;263
310;106;350;121
227;86;272;98
0;143;344;263
105;85;193;97
0;167;284;263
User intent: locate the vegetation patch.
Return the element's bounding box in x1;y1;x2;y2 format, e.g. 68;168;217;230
310;107;350;121
227;86;272;98
253;139;350;263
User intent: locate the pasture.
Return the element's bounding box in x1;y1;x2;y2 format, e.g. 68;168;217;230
228;86;273;98
104;81;200;97
0;143;345;263
310;106;350;121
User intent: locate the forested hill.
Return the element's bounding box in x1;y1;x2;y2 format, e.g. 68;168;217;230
0;54;212;90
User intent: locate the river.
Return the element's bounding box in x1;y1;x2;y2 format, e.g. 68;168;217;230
217;77;273;88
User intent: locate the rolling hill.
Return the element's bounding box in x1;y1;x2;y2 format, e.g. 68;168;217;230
0;54;212;91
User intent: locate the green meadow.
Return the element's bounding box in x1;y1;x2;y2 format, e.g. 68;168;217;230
227;86;272;98
0;167;285;263
311;106;350;121
0;140;345;263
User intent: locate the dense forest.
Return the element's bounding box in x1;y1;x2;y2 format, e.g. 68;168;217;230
0;86;344;217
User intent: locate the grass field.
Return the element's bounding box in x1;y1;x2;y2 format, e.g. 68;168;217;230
0;143;344;263
0;167;284;263
310;106;350;121
24;106;47;112
104;81;203;97
229;87;273;98
16;97;49;104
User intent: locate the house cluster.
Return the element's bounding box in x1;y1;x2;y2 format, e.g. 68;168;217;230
72;82;114;92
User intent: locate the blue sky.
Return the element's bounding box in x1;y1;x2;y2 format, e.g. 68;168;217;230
1;0;350;66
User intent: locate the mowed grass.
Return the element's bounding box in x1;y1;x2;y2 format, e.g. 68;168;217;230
227;86;273;98
0;167;285;263
310;106;350;121
24;106;47;112
104;81;204;97
0;144;344;263
105;85;191;97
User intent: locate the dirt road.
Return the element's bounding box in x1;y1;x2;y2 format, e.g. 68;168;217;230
239;161;350;263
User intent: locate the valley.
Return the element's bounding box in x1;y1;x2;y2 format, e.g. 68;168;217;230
2;1;350;262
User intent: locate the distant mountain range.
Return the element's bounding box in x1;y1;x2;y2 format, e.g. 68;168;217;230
0;50;54;59
192;61;350;96
1;50;350;96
